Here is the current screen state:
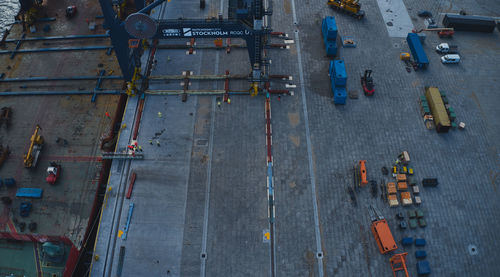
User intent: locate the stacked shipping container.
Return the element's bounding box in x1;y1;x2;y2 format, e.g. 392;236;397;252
322;16;338;57
329;59;347;104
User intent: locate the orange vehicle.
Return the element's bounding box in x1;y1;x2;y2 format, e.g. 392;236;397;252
369;206;397;254
359;160;368;186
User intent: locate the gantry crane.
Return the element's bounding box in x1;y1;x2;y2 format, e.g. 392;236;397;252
100;0;273;95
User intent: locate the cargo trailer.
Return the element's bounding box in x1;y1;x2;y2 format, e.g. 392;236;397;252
442;14;496;33
425;87;451;133
406;33;429;69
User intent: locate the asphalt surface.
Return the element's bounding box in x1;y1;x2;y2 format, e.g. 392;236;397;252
92;0;500;276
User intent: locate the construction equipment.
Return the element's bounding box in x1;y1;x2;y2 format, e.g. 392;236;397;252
46;162;61;185
438;30;455;38
413;27;455;38
327;0;365;19
359;160;368;186
126;67;141;96
24;125;44;168
368;206;397;254
0;107;12;128
400;52;410;61
389;253;410;277
413;27;454;33
360;70;374;96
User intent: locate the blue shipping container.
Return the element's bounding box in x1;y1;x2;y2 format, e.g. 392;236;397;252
417;260;431;275
16;188;43;198
333;87;347;105
3;178;16;188
329;60;347;86
325;41;337;57
406;33;429;68
322;16;338;41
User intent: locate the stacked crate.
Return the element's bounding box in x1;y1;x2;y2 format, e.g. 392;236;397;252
329;59;347;104
322;16;338;57
440;90;458;128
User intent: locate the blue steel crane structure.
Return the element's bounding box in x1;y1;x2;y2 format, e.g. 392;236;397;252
100;0;272;94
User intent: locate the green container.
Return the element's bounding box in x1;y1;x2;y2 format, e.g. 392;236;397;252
418;218;427;227
408;210;417;218
409;218;418;229
416;209;424;218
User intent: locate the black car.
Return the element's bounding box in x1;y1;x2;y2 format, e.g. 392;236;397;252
417;10;433;18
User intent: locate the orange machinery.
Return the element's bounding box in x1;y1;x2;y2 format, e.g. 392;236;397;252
389;253;410;277
369;206;397;254
359;160;368;186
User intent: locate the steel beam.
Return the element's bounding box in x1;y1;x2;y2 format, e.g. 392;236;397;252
1;46;113;55
149;74;248;80
3;34;109;43
0;76;123;82
99;0;135;81
137;0;167;14
145;90;251;95
0;90;122;96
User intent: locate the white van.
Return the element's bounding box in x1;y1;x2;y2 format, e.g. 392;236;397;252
441;54;460;64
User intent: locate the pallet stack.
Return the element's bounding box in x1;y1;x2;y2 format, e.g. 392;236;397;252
321;16;338;57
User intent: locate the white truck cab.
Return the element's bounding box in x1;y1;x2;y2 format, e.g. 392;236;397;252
441;54;460;64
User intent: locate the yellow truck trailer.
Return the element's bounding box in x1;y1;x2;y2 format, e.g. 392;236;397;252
425;87;451;133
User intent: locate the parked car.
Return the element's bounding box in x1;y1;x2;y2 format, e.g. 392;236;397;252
435;43;458;54
441;54;461;64
418;10;433;18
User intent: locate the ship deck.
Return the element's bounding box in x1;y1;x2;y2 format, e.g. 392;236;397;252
0;0;122;272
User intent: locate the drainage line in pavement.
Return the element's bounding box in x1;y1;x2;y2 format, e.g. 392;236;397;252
294;29;325;277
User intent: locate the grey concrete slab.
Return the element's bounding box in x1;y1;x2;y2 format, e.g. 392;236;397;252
205;95;270;277
375;0;414;37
